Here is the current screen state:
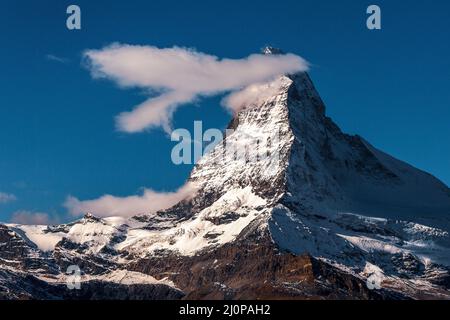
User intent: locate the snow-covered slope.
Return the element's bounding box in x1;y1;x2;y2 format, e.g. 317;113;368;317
2;50;450;299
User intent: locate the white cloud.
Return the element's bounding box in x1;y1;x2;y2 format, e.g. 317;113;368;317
10;211;55;225
84;44;309;133
116;91;195;134
64;183;197;218
222;77;289;113
0;192;16;204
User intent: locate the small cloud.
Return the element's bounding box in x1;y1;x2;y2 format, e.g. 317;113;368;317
0;192;17;204
46;54;69;64
10;210;57;225
83;44;309;133
64;183;197;218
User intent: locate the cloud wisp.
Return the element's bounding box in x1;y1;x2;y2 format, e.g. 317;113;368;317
64;183;197;218
46;54;69;64
0;192;16;204
84;44;309;133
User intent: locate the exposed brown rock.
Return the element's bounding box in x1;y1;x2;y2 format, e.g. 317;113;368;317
129;234;402;300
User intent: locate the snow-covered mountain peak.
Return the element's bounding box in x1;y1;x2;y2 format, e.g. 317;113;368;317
188;75;295;205
187;71;330;209
261;46;285;55
179;70;450;282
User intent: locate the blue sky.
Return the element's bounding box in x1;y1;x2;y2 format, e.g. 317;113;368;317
0;0;449;223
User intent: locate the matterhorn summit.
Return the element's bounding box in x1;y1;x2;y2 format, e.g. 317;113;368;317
2;49;450;299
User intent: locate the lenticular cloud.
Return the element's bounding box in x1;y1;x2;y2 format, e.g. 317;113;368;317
84;44;309;133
